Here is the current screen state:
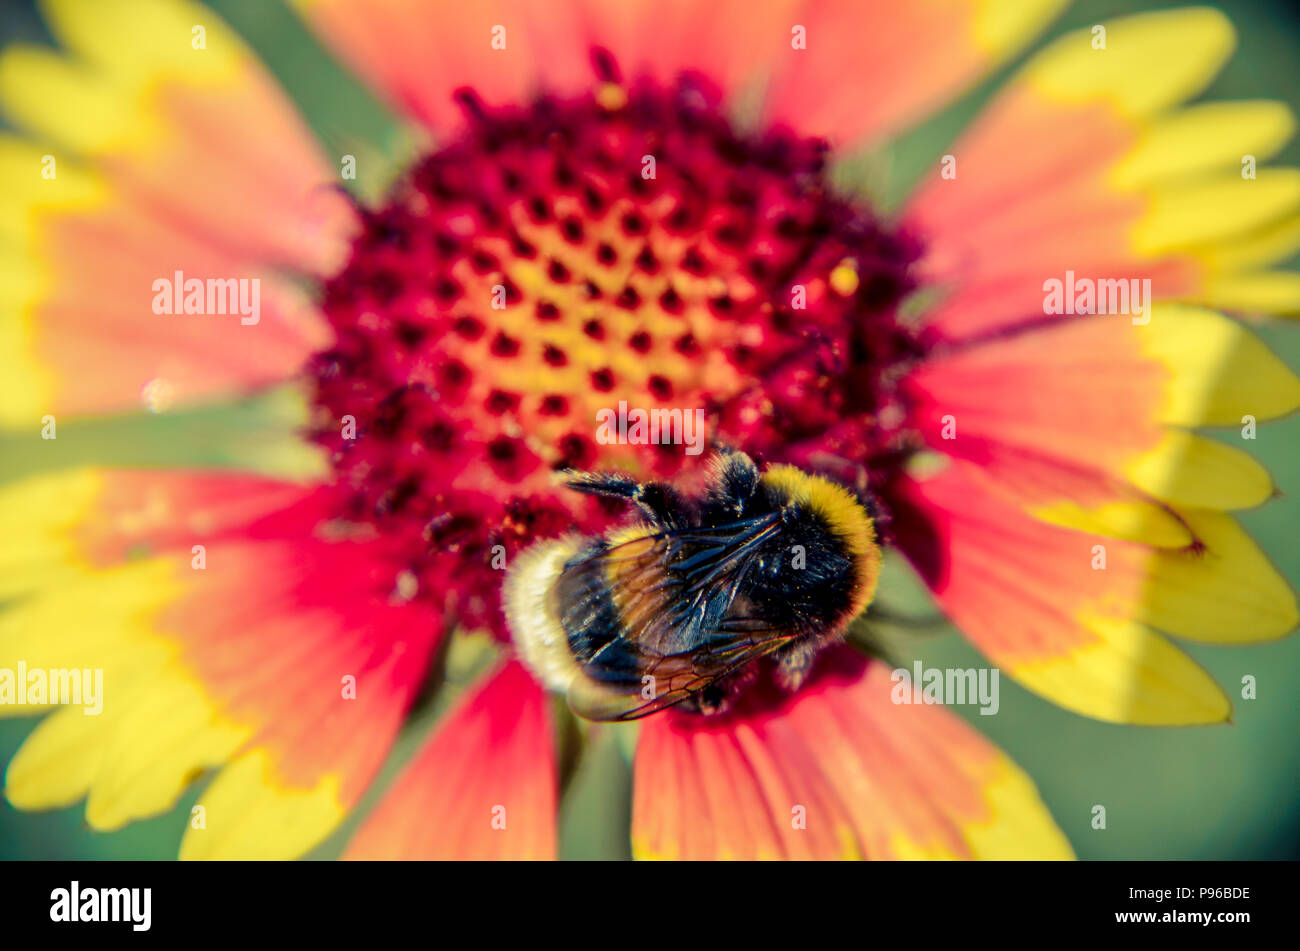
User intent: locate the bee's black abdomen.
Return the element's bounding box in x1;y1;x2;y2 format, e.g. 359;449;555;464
553;540;623;665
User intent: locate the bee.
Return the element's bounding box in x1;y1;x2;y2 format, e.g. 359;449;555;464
504;449;881;720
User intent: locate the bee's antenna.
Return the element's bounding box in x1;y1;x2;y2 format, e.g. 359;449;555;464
562;470;685;528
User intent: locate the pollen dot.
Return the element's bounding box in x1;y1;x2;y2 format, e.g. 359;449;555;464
596;81;628;111
830;259;860;296
561;217;584;243
491;332;520;357
557;433;597;469
539;395;569;416
648;375;674;400
485;389;521;415
486;435;539;482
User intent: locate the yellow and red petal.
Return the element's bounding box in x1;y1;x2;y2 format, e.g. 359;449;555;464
343;660;557;860
293;0;1063;148
894;292;1298;723
289;0;595;131
3;0;353;272
905;8;1300;339
762;0;1067;146
632;648;1072;860
886;462;1296;725
0;144;333;422
0;0;356;423
290;0;805;132
1;468;442;859
901;306;1299;528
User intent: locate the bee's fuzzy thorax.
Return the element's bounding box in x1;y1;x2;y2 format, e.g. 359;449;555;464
759;464;882;626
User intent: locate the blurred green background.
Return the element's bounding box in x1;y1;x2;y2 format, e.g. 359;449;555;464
1;0;1297;860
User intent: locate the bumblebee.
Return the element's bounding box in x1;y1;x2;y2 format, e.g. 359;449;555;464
504;450;881;720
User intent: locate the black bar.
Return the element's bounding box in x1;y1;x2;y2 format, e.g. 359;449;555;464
0;860;1281;938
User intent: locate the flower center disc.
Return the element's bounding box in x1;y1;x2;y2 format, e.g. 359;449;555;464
309;57;921;637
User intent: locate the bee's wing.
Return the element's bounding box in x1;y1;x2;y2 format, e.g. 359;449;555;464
556;512;800;720
597;618;799;720
563;512;782;655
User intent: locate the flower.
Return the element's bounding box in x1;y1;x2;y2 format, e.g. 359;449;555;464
1;0;1296;860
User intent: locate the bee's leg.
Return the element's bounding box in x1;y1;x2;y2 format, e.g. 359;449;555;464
706;448;759;515
564;471;686;528
773;640;820;693
691;663;757;715
693;683;733;716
